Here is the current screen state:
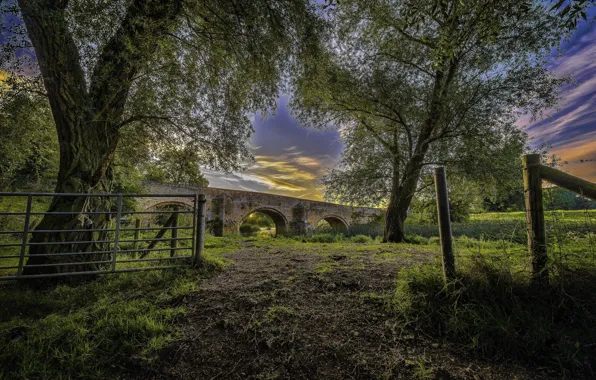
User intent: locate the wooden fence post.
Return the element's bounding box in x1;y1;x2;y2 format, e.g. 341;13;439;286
434;167;455;284
522;154;548;285
17;195;33;277
112;195;123;272
194;194;206;268
170;208;179;257
133;218;141;252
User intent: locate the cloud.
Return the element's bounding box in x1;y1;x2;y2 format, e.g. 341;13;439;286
202;150;336;200
522;26;596;181
551;131;596;180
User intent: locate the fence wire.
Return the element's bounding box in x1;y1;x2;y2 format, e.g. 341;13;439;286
403;184;595;277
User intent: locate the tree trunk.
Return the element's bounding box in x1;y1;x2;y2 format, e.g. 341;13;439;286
17;0;182;276
384;156;430;243
384;159;424;243
384;155;406;242
22;133;118;275
383;58;458;243
22;93;120;275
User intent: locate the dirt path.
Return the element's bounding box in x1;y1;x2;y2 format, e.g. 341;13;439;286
149;242;545;380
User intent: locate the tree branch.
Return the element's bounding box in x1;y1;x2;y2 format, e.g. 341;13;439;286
89;0;183;130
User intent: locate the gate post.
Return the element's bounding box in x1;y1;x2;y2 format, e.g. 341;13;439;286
194;194;207;267
522;154;548;285
434;167;455;284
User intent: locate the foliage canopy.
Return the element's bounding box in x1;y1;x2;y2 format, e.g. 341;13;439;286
293;0;572;241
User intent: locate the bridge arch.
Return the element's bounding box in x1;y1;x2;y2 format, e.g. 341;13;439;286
314;215;349;232
145;200;193;210
239;207;289;237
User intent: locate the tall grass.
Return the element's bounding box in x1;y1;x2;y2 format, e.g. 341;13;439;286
392;258;596;378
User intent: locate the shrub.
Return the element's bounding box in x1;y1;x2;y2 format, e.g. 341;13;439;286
307;233;344;243
391;261;596;377
405;234;428;245
239;224;260;235
427;236;440;245
347;223;383;238
351;234;373;243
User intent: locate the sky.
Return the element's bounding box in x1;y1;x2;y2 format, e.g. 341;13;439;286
2;4;595;201
203;96;343;201
205;13;596;201
522;15;596;181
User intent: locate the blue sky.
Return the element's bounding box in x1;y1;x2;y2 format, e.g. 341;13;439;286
3;3;594;200
203;96;344;200
522;13;596;181
206;13;596;200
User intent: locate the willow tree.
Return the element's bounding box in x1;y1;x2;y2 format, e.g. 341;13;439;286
293;0;571;242
1;0;321;274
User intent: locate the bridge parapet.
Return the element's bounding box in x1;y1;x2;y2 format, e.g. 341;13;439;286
139;182;382;236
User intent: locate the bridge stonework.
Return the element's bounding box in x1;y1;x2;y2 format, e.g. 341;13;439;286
140;182;382;236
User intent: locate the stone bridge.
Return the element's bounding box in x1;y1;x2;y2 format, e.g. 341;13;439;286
139;182;382;236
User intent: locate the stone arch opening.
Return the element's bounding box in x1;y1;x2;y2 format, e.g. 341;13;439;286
147;201;193;211
315;215;349;232
240;207;288;237
143;201;193;228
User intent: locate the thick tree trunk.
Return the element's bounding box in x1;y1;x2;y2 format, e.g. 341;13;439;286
17;0;181;275
384;194;408;243
383;158;424;243
384;155;407;242
23;134;118;275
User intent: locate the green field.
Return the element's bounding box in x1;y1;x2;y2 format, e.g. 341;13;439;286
406;209;596;269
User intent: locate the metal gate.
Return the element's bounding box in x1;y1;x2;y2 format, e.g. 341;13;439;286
0;192;206;280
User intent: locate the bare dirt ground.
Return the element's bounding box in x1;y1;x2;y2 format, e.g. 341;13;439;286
146;241;548;380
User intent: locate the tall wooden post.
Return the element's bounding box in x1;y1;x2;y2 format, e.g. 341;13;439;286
434;167;455;283
522;154;548;285
112;195;123;272
17;195;33;277
133;218;141;252
194;194;206;267
170;207;179;257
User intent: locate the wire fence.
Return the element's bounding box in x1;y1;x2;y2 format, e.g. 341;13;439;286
0;193;204;280
421;157;596;283
374;162;591;287
405;197;595;278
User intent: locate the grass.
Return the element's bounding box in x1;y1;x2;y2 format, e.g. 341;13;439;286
0;204;594;378
407;209;595;243
251;210;596;376
391;259;596;378
390;209;596;378
0;233;234;380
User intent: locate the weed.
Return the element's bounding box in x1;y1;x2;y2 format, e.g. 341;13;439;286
391;260;596;377
294;233;345;243
351;234;373;243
